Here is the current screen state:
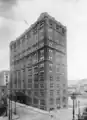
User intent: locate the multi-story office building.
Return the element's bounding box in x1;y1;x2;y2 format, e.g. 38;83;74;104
10;12;68;111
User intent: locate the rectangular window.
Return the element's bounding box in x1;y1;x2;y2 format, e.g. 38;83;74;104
34;65;38;73
39;63;44;71
28;68;32;74
49;56;52;60
54;31;59;44
57;90;60;95
39;71;44;81
15;71;17;88
56;98;60;104
63;89;66;94
18;71;21;88
34;34;38;43
33;26;37;34
48;27;53;40
49;98;54;104
50;83;54;88
27;90;32;96
48;19;53;28
39;78;44;81
39;49;44;61
62;97;66;103
33;53;38;64
33;98;38;104
50;90;54;96
40;100;46;105
28;78;32;83
39;83;45;89
56;65;60;73
62;27;66;35
40;20;44;28
34;83;39;89
34;91;39;97
56;24;61;31
14;42;16;49
49;63;52;72
39;71;44;77
39;90;45;97
49;75;53;81
49;41;53;47
59;39;64;46
39;27;44;40
22;80;25;88
49;49;53;53
39;40;44;48
25;34;28;39
48;49;53;61
28;83;32;88
28;74;32;78
56;75;60;81
34;73;38;82
28;56;32;65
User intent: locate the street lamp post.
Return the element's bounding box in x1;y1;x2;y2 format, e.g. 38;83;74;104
8;88;12;120
78;101;81;120
14;92;16;114
11;90;12;120
5;83;8;116
71;92;76;120
8;95;10;120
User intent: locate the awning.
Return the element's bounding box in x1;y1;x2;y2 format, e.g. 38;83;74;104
15;91;27;97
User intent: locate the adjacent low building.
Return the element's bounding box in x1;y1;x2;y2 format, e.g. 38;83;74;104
10;12;68;111
0;71;9;102
0;70;9;87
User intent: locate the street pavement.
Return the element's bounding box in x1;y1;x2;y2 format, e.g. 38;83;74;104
0;96;87;120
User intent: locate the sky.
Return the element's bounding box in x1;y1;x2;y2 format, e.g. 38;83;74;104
0;0;87;80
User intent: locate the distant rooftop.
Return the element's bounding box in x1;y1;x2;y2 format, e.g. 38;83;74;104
0;70;9;74
68;80;78;86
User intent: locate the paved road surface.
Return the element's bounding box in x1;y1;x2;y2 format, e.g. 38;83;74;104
1;96;87;120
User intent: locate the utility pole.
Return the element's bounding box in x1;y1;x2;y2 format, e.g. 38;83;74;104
71;92;76;120
78;100;81;120
8;97;10;120
14;92;16;115
8;82;12;120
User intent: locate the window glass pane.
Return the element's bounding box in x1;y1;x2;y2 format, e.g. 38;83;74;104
40;100;46;105
50;90;54;96
48;28;53;40
49;75;53;81
49;98;54;104
39;83;45;88
34;73;38;82
39;28;44;40
49;63;52;72
39;63;44;71
34;65;38;73
34;83;39;88
50;83;54;88
39;49;44;61
39;90;45;97
39;71;44;81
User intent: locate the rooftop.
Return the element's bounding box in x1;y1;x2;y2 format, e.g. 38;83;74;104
10;12;66;46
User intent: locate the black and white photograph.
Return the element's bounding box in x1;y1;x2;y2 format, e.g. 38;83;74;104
0;0;87;120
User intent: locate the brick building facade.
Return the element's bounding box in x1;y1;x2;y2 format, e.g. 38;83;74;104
10;12;68;111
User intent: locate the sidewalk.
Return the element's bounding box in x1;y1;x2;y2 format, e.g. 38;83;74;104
0;114;20;120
